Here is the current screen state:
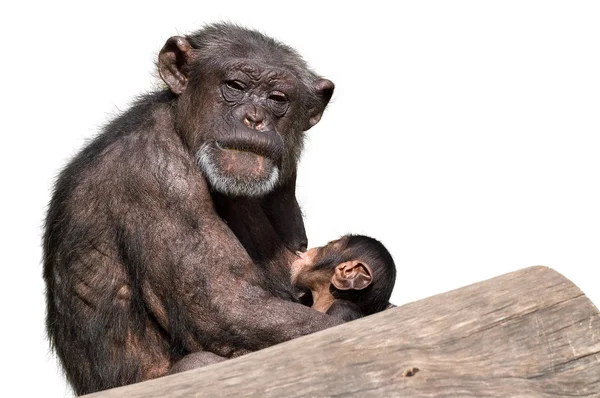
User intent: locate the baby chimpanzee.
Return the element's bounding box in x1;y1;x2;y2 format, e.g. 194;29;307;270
291;234;396;321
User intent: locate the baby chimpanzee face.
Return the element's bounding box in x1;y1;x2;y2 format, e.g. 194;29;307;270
291;236;375;313
291;236;374;292
291;234;396;319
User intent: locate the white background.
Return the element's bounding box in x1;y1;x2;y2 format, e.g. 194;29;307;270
1;1;599;396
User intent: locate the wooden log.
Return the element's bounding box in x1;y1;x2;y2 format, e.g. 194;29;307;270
86;266;600;397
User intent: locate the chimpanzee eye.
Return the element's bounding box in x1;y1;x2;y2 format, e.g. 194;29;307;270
225;80;246;91
268;91;288;103
267;91;289;117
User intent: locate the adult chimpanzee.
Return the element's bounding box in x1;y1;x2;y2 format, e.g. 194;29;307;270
43;23;340;395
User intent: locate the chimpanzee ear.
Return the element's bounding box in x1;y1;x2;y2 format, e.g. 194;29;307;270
331;260;373;291
158;36;196;95
307;79;334;129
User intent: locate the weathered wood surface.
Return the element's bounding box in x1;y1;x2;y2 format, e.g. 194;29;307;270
87;266;600;397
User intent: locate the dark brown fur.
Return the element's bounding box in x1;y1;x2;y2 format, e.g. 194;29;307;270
43;23;339;395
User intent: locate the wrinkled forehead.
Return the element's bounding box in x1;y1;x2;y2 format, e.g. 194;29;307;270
224;61;303;84
195;43;314;85
223;59;299;87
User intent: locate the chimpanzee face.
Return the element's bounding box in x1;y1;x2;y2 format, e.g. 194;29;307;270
192;61;304;197
158;35;334;198
291;236;373;292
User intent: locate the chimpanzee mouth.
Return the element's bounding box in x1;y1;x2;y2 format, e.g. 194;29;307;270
215;141;276;161
213;130;284;163
196;140;282;197
215;141;252;154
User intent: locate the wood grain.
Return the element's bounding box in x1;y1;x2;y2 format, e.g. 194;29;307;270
86;266;600;397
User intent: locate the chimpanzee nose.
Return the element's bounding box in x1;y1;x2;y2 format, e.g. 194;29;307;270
243;109;266;131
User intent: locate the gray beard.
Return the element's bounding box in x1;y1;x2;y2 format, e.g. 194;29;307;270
195;142;280;198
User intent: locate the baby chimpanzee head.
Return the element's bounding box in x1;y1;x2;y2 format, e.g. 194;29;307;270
291;234;396;321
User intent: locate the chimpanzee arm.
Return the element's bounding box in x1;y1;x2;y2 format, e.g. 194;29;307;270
121;197;341;358
326;300;365;322
168;352;227;374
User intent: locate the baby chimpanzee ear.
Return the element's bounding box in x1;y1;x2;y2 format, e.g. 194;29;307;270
331;261;373;290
